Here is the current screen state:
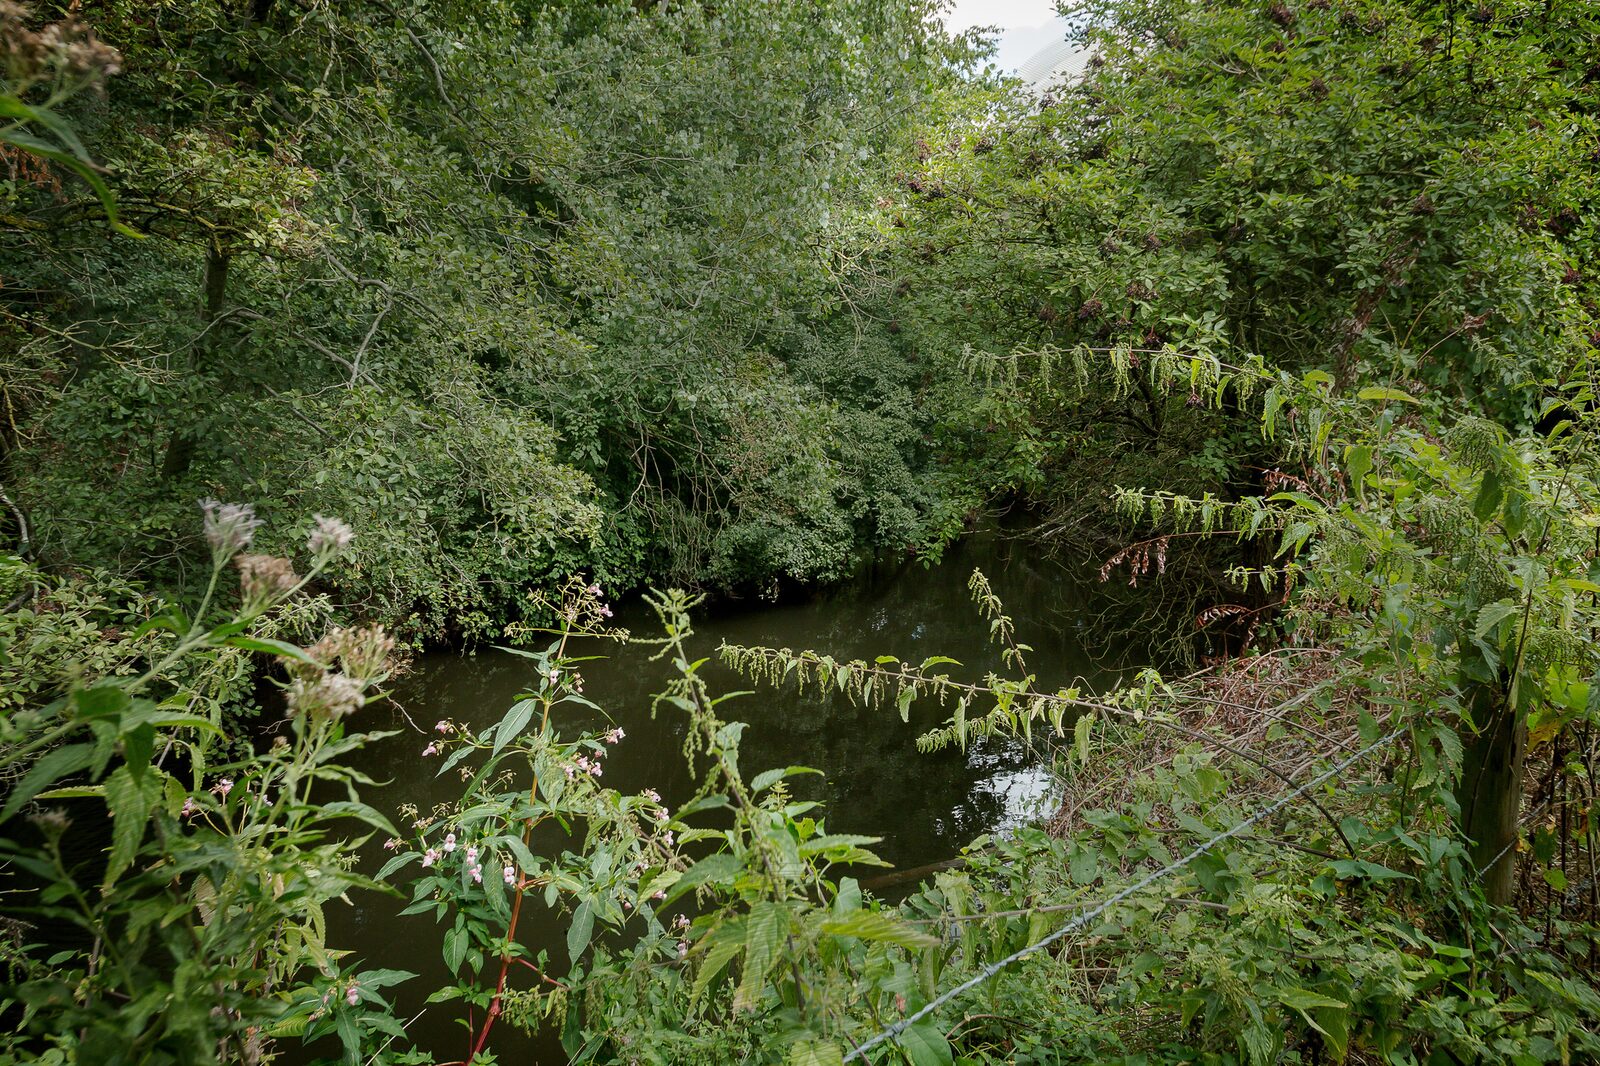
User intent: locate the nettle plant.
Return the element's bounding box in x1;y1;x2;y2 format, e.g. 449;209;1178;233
383;586;940;1065
0;504;414;1065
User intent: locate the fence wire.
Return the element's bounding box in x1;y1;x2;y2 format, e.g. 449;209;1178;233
842;725;1409;1062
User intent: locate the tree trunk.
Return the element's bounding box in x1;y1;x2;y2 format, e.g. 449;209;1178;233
1456;679;1526;906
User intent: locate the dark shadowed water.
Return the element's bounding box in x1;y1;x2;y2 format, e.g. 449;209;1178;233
317;530;1148;1062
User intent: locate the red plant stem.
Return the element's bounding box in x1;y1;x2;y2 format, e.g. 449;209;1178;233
465;624;571;1062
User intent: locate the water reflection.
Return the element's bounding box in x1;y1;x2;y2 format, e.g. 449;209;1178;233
319;531;1144;1060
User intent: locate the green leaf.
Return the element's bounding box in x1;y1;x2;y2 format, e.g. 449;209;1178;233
734;901;787;1011
492;699;538;758
751;765;821;793
818;909;937;949
224;635;321;665
690;920;747;1009
567;900;594;963
788;1041;844;1066
1;743;94;821
662;853;743;905
103;764;156;888
1355;386;1419;404
443;926;469;973
1074;711;1093;765
901;1020;953;1066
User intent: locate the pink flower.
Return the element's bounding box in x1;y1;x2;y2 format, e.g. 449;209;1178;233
655;809;669;822
434;720;451;733
422;848;439;868
562;763;577;780
180;797;198;818
345;983;360;1007
503;865;516;885
651;890;665;901
673;914;690;930
604;728;625;745
642;788;662;803
443;833;456;853
469;865;482;884
601;605;613;618
663;831;675;847
587;583;602;596
383;837;401;850
465;846;478;863
676;941;689;959
211;778;234;799
422;743;438;757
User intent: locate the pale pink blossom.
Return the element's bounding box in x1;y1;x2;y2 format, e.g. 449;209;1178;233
180;797;198;818
434;720;451;733
422;743;439;757
465;846;478;863
443;833;456;853
383;837;401;850
642;788;662;803
211;778;234;799
422;848;439;868
604;727;625;745
345;983;360;1007
503;865;516;885
676;941;689;959
469;865;482;884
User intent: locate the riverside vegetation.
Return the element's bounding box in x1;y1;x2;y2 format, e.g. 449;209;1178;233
1;0;1599;1063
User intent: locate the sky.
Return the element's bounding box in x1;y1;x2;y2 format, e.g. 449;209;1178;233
943;0;1062;34
942;1;1072;74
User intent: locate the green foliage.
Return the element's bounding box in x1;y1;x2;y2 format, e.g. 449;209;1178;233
2;0;981;634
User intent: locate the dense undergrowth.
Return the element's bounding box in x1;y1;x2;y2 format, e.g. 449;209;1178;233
3;0;1600;1062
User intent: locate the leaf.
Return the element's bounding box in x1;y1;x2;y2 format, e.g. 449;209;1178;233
443;926;469;973
751;765;821;793
320;801;400;838
1343;444;1372;499
492;699;538;758
224;635;321;665
788;1041;844;1066
1474;600;1519;642
103;764;155;889
1;743;94;821
690;921;747;1008
897;686;915;723
734;901;787;1011
901;1020;954;1066
1355;386;1419;404
567;899;594;963
1074;711;1093;765
661;853;743;905
818;909;937;949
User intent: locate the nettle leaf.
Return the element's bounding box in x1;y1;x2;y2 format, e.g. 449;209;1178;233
1;742;94;822
900;1020;954;1066
690;919;747;1009
662;853;744;906
734;901;788;1011
788;1040;844;1066
103;764;158;888
818;909;936;950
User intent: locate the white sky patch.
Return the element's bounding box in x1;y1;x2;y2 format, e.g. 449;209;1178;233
943;0;1063;34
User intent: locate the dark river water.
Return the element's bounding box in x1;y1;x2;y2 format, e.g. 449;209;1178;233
319;530;1148;1061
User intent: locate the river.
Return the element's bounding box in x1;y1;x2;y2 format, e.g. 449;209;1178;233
321;528;1149;1060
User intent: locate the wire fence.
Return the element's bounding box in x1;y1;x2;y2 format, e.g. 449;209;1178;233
841;725;1409;1062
